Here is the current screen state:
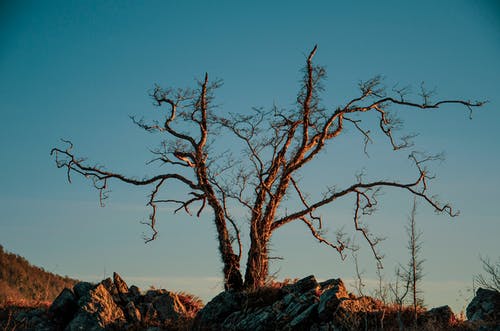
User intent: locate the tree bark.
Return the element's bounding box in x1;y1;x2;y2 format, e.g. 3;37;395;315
211;203;244;291
243;228;269;290
244;243;268;290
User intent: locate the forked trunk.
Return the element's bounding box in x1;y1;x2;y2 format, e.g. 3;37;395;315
222;251;244;291
212;207;244;291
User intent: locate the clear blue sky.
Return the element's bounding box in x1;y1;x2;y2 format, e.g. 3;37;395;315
1;1;499;312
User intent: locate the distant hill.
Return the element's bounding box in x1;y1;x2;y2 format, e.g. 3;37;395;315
0;245;78;304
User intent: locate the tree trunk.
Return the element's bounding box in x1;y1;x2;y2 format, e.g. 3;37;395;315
212;207;243;291
243;232;269;290
222;250;243;291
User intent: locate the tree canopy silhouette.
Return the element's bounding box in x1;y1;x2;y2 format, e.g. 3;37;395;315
51;46;484;291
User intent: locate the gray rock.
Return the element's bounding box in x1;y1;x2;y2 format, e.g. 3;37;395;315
220;288;320;331
64;313;105;331
277;289;319;323
309;322;336;331
288;302;319;330
192;290;246;330
73;282;95;300
317;279;348;320
49;288;78;325
222;306;276;331
65;283;125;331
283;275;319;294
467;288;500;323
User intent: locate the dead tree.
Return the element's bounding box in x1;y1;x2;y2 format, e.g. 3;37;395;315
407;199;424;324
474;255;500;292
51;46;484;291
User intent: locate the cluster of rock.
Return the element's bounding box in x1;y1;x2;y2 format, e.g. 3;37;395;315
13;272;198;331
193;275;500;331
8;273;500;330
193;275;385;330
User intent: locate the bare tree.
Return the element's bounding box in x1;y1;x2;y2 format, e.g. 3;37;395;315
407;199;424;324
389;266;411;331
351;248;366;297
387;200;424;329
474;256;500;292
51;46;484;291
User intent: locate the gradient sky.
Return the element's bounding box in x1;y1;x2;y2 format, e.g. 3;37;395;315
1;1;499;312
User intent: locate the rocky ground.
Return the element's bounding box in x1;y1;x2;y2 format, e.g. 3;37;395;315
1;273;498;330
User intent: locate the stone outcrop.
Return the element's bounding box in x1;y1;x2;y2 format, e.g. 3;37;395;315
466;287;500;327
7;274;498;330
48;288;78;325
192;290;245;330
317;278;347;320
194;275;348;330
6;272;201;331
418;305;456;328
193;275;474;331
65;283;126;331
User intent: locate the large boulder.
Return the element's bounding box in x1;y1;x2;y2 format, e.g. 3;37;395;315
65;283;125;331
275;289;319;325
282;275;319;294
48;288;78;325
196;275;322;331
466;288;500;323
419;305;456;328
317;278;348;320
192;290;246;330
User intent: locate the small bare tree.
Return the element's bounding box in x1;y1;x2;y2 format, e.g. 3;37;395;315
51;46;484;291
474;256;500;292
389;266;411;331
407;199;424;324
351;247;366;297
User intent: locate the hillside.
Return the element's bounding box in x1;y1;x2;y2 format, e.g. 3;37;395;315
0;245;78;304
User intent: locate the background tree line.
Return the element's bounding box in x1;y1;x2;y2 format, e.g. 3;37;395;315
0;245;78;304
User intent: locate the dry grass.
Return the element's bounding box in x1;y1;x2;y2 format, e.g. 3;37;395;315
335;300;482;331
174;291;204;318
